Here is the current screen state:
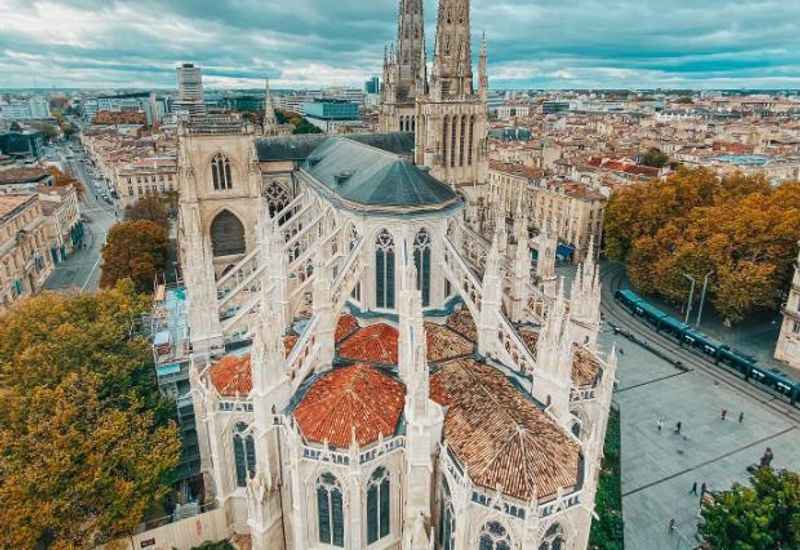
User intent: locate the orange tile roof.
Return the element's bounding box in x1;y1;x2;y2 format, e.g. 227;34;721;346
284;335;298;357
446;307;478;342
518;327;540;356
335;314;359;343
338;323;398;365
425;322;474;362
431;358;581;501
209;354;252;397
572;346;602;387
294;364;405;447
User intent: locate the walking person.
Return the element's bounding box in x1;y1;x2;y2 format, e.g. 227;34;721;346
668;518;676;532
675;421;682;434
739;411;744;424
657;417;663;432
700;482;707;498
690;481;698;495
721;409;727;421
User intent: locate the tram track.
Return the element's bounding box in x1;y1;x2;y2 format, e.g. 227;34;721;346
599;263;800;425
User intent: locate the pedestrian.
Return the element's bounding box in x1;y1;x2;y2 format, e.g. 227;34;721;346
701;482;707;498
739;411;744;424
619;347;625;356
690;481;697;495
721;409;727;421
675;421;682;434
668;518;676;532
657;417;663;432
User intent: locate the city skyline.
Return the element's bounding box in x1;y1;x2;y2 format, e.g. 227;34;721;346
1;0;799;90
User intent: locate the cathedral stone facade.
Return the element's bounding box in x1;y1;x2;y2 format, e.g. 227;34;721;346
175;2;616;549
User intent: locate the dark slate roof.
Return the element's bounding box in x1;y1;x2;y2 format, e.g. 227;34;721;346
301;137;460;214
256;131;414;162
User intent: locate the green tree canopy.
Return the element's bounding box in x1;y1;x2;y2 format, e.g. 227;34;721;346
100;220;168;293
699;467;800;549
0;282;179;548
640;147;669;168
604;168;800;323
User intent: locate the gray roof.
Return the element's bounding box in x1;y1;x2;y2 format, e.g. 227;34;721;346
256;131;414;162
300;137;460;214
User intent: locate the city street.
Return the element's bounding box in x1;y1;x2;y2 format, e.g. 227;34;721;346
598;262;800;550
44;145;118;293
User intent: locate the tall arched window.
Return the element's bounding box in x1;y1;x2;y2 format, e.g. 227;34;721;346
468;115;475;166
442;116;449;165
210;210;246;257
438;477;456;550
317;472;345;547
459;114;467;166
367;467;390;544
414;228;432;307
479;521;512;550
450;115;458;167
264;181;291;219
232;422;256;487
538;524;564;550
211;153;233;190
375;229;395;309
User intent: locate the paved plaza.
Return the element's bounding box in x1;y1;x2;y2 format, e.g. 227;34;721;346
598;325;800;550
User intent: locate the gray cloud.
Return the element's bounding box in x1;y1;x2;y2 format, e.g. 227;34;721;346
0;0;799;89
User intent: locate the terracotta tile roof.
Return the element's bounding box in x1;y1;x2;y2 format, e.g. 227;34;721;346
0;167;50;185
446;307;478;342
425;322;474;362
294;364;405;448
338;323;399;365
335;314;359;343
284;335;298;357
431;358;581;501
518;328;540;356
209;354;252;397
0;194;34;219
572;346;602;387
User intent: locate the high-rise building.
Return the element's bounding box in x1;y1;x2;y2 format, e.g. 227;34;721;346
173;63;206;119
364;75;380;95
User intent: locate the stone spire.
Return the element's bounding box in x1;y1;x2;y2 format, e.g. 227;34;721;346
262;78;278;135
479;32;488;102
397;0;426;95
432;0;474;98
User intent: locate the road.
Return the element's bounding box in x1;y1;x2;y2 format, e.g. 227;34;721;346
44;145;118;293
598;262;800;549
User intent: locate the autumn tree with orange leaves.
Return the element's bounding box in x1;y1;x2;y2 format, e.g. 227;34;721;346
0;282;179;548
100;220;168;293
605;167;800;324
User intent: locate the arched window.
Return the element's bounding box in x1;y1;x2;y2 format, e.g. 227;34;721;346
317;472;345;547
414;228;432;307
468;115;475;166
538;524;565;550
375;229;395;309
367;467;390;544
450;115;457;167
459;114;467;166
210;210;246;257
233;422;256;487
263;181;291;220
442;116;449;165
211;153;233;190
438;477;456;550
479;521;512;550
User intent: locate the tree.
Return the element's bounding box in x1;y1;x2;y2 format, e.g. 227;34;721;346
48;166;84;196
100;220;168;293
604;168;800;324
640;147;669;168
31;122;59;141
0;283;180;547
698;467;800;549
124;195;169;227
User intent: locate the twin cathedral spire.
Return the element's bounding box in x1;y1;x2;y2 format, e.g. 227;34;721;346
381;0;489;188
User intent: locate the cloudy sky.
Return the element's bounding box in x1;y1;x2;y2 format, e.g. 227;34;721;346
1;0;799;90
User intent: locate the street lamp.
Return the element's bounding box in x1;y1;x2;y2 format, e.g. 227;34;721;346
683;273;696;324
695;270;714;327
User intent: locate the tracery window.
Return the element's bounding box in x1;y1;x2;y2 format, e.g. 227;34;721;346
317;472;345;547
366;467;391;544
375;229;395;309
211;153;233;190
413;228;432;307
538;524;565;550
232;422;256;487
210;210;246;257
263;181;291;219
479;521;512;550
438;477;456;550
